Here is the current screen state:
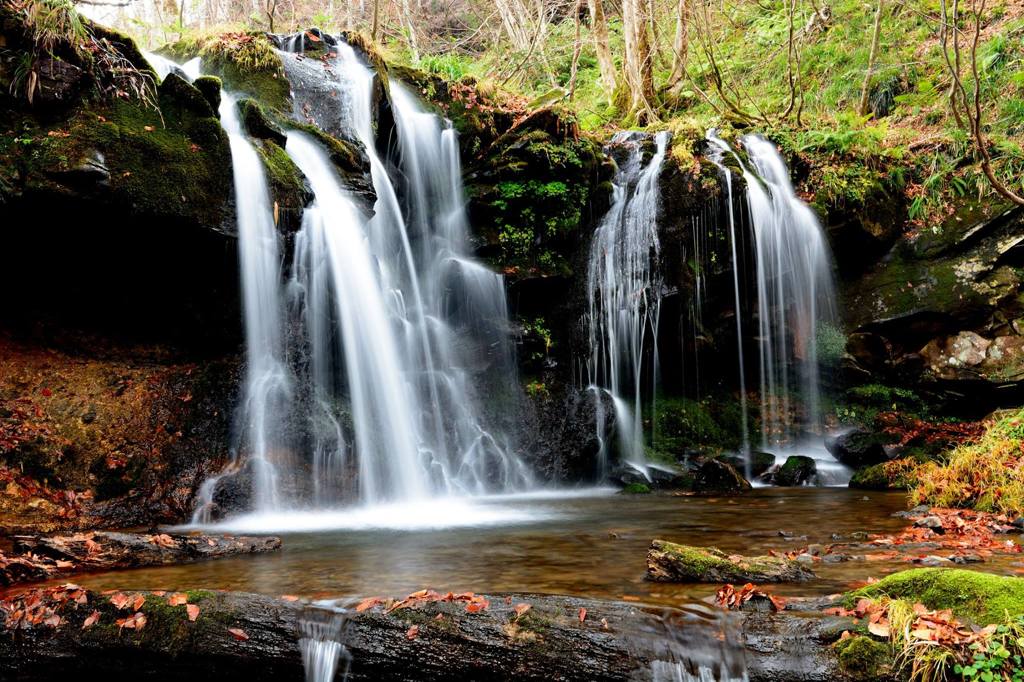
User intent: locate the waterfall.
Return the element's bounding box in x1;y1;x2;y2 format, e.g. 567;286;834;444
705;131;751;477
145;53;293;519
586;131;670;473
274;41;529;507
705;133;836;449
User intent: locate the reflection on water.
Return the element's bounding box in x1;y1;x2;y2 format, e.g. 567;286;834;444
56;489;942;604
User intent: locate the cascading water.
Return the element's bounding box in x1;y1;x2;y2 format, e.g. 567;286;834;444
705;131;752;477
704;132;841;482
144;53;293;519
741;135;836;446
273;39;530;509
298;607;351;682
586;131;670;474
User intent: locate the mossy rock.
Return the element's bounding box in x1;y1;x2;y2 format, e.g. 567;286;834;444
254;139;309;233
834;635;892;680
846;568;1024;625
621;482;651;494
646;540;815;583
238;98;285;145
720;451;776;479
192;76;222;115
774;455;817;486
159;72;215;119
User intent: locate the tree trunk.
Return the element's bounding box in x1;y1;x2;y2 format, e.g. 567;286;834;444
858;0;884;116
0;588;848;681
667;0;689;87
587;0;617;95
622;0;656;121
397;0;420;61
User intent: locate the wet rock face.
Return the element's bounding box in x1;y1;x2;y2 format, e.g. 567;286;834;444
842;204;1024;408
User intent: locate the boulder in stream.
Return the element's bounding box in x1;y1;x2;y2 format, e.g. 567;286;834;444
646;540;815;583
825;429;888;468
773;455;818;486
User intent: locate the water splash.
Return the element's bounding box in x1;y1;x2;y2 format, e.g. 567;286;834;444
586;131;671;474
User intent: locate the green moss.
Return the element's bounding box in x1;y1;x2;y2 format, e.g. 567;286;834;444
847;569;1024;625
835;635;891;679
20;95;231;228
622;482;651;494
192;75;222;113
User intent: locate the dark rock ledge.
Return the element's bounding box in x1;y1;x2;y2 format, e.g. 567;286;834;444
0;588;856;681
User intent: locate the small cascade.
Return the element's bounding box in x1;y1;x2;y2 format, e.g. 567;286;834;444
651;661;749;682
298;607;351;682
586;131;671;473
705;131;751;477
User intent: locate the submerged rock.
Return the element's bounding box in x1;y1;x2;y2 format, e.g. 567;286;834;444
693;459;752;493
825;429;888;468
646;540;815;583
721;451;776;479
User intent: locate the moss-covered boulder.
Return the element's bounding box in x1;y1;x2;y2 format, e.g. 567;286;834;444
163;32;290;112
846;568;1024;625
774;455;818;486
646;540;815;583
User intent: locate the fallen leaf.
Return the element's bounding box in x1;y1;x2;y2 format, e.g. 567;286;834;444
168;593;188;606
228;627;249;641
82;610;99;628
355;597;383;612
868;620;890;638
186;604;199;622
406;624;419;640
578;607;587;623
513;603;531;618
132;594;145;611
109;592;131;610
280;595;299;602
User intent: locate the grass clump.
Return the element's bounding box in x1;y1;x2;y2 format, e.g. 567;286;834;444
912;410;1024;514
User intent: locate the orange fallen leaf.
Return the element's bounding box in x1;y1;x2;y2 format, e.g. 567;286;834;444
578;607;587;623
228;627;249;641
168;593;188;606
132;594;145;611
355;597;383;612
513;603;531;618
280;595;299;602
186;604;200;622
82;610;99;628
406;624;419;640
109;593;131;610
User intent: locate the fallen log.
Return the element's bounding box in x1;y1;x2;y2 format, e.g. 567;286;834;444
646;540;815;583
0;532;281;586
0;585;853;681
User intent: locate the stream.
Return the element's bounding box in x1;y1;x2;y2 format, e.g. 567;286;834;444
48;488;947;603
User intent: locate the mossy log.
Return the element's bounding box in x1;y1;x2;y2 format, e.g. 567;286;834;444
646;540;816;583
0;588;852;681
